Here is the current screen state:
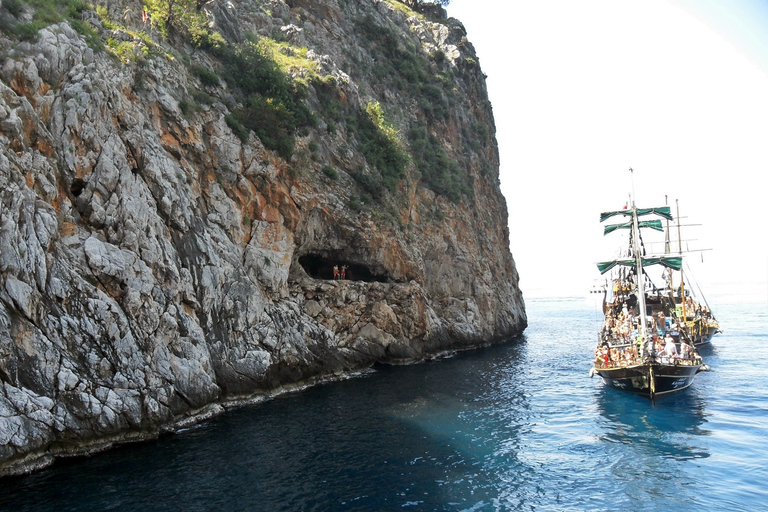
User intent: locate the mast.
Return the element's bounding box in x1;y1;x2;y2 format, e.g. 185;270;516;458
676;199;687;322
664;195;671;255
664;196;674;305
629;168;648;356
631;197;649;355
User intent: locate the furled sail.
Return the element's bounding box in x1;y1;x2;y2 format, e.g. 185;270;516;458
599;206;674;223
603;220;663;235
596;256;683;274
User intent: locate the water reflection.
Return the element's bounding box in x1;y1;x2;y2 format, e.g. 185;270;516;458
381;339;536;510
594;386;710;461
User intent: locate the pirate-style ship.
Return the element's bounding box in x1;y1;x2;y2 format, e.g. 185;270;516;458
591;196;716;398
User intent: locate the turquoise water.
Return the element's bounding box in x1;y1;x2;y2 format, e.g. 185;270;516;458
1;297;766;511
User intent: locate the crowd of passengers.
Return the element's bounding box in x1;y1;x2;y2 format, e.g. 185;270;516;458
595;298;702;369
682;297;718;327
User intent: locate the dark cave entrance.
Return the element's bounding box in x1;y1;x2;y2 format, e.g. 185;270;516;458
298;254;390;283
70;178;86;197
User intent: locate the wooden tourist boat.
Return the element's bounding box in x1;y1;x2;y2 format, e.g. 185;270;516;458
590;192;716;399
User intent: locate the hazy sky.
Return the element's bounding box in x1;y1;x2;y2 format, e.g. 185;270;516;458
446;0;768;303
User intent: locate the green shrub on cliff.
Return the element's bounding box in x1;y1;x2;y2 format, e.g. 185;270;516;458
192;64;219;86
347;102;408;196
357;14;428;92
144;0;224;48
105;37;148;63
322;165;338;180
409;123;472;203
256;38;319;88
312;75;345;133
3;0;25;17
215;41;316;158
4;0;99;45
354;12;471;202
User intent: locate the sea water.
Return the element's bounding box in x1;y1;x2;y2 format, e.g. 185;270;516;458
1;297;766;511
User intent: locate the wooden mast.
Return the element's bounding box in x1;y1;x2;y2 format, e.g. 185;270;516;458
632;199;649;355
676;199;687;323
629;168;649;357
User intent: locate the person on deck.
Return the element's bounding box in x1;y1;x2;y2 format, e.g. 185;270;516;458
664;335;678;358
680;342;691;360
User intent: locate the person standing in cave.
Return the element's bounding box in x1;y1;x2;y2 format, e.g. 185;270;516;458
341;265;347;280
333;265;339;280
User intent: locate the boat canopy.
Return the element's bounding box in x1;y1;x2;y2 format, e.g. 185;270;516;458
603;219;663;235
599;206;674;223
596;256;683;274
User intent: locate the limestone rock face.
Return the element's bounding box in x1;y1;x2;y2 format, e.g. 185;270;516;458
0;0;526;475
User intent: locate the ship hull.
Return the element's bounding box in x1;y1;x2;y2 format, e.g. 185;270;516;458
595;362;702;398
692;323;720;346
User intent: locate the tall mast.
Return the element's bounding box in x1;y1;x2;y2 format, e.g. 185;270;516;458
631;197;648;352
676;199;686;322
629;168;648;354
664;195;671;255
664;195;673;291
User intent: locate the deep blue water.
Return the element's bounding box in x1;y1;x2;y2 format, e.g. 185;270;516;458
1;297;766;511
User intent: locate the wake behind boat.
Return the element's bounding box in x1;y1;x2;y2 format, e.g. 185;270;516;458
591;193;717;399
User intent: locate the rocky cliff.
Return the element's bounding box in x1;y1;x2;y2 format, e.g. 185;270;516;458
0;0;526;475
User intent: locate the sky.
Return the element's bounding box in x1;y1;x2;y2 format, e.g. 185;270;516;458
446;0;768;304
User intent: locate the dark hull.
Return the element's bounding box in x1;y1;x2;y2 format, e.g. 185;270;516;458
691;324;720;347
595;362;702;398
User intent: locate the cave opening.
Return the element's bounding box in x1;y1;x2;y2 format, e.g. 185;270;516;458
298;254;390;283
71;178;86;197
